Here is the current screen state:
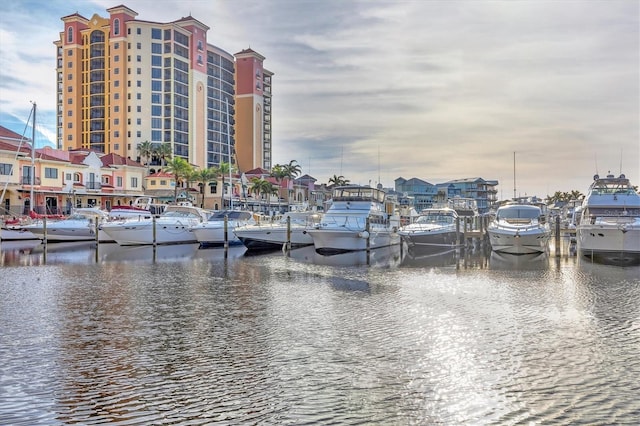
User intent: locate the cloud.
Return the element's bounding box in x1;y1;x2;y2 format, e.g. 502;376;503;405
1;0;637;198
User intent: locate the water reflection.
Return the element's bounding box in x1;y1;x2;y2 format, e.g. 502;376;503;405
288;244;402;268
489;252;550;270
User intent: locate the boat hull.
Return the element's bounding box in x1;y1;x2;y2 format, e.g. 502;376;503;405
488;227;550;254
399;229;458;255
101;220;198;245
191;223;243;246
577;222;640;265
235;226;314;251
308;227;400;255
0;226;38;241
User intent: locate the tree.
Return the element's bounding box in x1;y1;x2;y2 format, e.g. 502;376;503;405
136;140;154;177
192;167;218;208
164;157;192;202
250;177;273;211
270;164;288;202
328;174;350;188
154;143;173;166
283;160;302;203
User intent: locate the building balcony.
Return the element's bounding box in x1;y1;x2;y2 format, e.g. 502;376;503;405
21;177;41;185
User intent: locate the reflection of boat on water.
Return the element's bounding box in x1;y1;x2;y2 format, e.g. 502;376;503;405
576;173;640;266
288;243;401;268
489;251;549;270
99;242;201;262
401;247;458;268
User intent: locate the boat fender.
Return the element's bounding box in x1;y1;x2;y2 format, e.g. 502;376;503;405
358;231;370;239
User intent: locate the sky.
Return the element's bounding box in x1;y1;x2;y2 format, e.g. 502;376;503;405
0;0;638;200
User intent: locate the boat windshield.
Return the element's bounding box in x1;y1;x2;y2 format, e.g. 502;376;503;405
208;211;253;221
332;186;385;203
416;214;455;224
497;206;541;220
585;207;640;217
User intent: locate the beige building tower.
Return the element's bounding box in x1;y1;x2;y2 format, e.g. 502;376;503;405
234;48;273;173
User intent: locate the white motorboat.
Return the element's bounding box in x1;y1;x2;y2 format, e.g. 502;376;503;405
191;210;255;247
109;196;167;219
577;173;640;265
398;207;459;256
308;185;401;255
0;217;38;241
233;210;322;251
100;202;210;246
22;208;111;242
487;203;551;254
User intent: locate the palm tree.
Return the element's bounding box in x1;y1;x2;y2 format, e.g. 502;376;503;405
270;164;288;202
283;160;302;203
136;141;154;167
154;143;173;167
328;174;350;188
164;157;192;202
192;167;218;208
250;177;273;211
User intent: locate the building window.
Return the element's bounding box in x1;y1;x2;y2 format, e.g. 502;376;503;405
137;80;142;87
137;55;141;62
0;163;12;175
160;180;167;185
114;106;119;112
67;123;72;129
67;111;72;117
65;173;72;181
114;80;119;87
113;18;120;35
114;93;119;100
137;118;141;125
67;26;73;43
114;55;119;62
114;118;119;125
131;177;138;188
67;61;72;68
137;42;141;49
136;93;141;100
67;98;72;104
114;42;119;49
137;131;141;137
67;74;72;80
45;167;58;179
114;131;120;138
114;144;119;151
117;176;123;187
137;28;141;35
151;28;161;39
67;86;72;92
114;68;119;75
150;180;156;185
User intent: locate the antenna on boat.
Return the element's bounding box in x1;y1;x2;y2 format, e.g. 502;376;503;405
513;151;516;199
378;145;381;188
30;102;36;212
594;153;599;175
619;148;623;175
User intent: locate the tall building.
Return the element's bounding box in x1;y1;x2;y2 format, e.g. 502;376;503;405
54;5;271;174
234;48;273;172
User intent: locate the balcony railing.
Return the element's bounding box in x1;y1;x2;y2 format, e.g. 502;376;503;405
21;177;41;185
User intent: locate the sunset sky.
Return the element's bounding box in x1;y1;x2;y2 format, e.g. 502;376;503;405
1;0;638;199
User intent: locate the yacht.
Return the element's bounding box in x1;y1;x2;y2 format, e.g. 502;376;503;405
100;202;210;246
233;210;322;251
577;173;640;264
398;207;459;256
22;208;111;242
487;203;551;254
308;185;400;255
191;210;255;247
109;196;167;219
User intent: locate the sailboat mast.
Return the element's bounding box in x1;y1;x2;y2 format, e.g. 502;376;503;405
226;98;233;210
30;102;36;211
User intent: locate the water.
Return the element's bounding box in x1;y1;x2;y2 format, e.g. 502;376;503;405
1;241;639;425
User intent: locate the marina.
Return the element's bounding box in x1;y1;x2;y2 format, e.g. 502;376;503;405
1;238;639;424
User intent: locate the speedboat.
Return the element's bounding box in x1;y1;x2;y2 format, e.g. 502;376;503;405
487;203;551;254
100;202;210;245
22;207;111;242
307;185;401;255
577;173;640;265
191;210;255;247
398;207;459;255
233;210;322;251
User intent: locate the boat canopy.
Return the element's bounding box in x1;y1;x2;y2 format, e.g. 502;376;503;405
331;186;386;203
496;205;541;220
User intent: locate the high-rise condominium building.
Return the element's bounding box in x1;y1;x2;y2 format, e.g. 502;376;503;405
54;5;272;173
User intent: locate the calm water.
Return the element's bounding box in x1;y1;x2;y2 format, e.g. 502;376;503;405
1;240;639;425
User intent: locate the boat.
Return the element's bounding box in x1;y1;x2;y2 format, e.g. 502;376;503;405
100;202;211;246
449;197;479;218
22;207;112;242
108;196;167;219
576;173;640;265
487;203;551;254
307;185;401;255
191;210;255;247
233;210;323;251
398;207;459;256
0;217;38;241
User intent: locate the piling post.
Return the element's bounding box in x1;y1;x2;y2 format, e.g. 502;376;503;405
286;215;292;253
152;216;157;247
366;217;371;265
555;215;561;257
456;217;461;254
42;216;47;246
224;214;229;251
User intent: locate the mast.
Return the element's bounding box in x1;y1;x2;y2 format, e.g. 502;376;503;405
226;98;233;210
30;102;36;211
513;151;516;200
